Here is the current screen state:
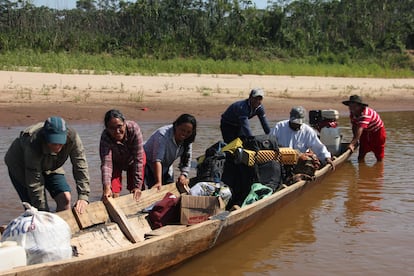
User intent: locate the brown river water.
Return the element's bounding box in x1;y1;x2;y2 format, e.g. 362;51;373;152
1;111;413;275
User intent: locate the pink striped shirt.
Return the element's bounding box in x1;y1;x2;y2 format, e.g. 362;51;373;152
350;107;384;132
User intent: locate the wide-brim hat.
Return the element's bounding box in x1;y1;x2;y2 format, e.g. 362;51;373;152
342;95;368;106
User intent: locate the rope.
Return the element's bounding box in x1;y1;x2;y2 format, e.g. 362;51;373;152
208;211;230;248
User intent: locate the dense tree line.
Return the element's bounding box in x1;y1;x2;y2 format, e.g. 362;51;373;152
0;0;413;64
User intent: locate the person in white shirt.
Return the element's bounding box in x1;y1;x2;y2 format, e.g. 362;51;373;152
270;106;335;169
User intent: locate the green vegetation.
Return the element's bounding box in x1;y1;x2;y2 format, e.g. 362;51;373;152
0;0;413;78
0;50;413;78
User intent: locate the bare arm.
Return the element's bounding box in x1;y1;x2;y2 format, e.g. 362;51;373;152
348;126;363;153
151;161;163;190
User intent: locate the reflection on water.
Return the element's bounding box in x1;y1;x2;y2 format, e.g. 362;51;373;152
1;111;414;275
345;162;384;229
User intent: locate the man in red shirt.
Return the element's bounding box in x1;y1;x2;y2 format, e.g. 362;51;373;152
343;95;386;162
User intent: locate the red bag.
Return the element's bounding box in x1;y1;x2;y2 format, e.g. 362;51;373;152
148;192;180;229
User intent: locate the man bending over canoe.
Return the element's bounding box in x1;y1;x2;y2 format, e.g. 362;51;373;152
342;95;386;162
5;116;90;213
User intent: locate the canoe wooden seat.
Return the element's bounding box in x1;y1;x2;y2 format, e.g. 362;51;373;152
104;197;145;243
126;213;152;241
108;184;184;241
57;201;111;236
144;225;187;239
74;201;110;229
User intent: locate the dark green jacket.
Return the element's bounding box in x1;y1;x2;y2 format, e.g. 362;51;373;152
5;122;90;210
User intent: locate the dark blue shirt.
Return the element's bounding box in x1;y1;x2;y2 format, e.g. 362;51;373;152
221;99;270;137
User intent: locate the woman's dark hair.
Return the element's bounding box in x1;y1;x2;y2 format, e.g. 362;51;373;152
173;114;197;167
104;109;125;128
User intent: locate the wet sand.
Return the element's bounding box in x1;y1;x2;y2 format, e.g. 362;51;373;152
1;71;414;126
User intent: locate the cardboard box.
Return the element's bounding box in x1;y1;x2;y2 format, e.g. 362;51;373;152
180;195;225;225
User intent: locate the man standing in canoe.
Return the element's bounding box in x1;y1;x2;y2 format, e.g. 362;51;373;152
342;95;386;162
4;116;90;213
220;88;270;143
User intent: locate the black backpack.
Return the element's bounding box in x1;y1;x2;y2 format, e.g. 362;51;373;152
242;134;279;151
195;141;227;183
242;135;281;192
196;152;226;183
254;160;282;192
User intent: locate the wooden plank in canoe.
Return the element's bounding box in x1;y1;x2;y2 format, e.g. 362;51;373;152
126;214;152;241
104;197;143;243
73;201;110;229
56;209;80;235
114;183;181;217
70;222;132;257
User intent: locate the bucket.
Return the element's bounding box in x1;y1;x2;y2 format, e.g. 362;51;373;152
320;127;341;155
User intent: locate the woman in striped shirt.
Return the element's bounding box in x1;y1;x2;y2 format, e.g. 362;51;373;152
342;95;386;162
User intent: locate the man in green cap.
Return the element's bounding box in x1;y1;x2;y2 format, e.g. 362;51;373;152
5;116;90;213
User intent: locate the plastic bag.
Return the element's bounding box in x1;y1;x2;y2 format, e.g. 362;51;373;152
1;203;72;265
241;183;273;207
190;182;232;206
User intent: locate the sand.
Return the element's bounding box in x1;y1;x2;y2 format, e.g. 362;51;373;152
1;70;414;127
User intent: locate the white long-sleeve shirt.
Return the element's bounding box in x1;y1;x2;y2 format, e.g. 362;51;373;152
270;120;331;163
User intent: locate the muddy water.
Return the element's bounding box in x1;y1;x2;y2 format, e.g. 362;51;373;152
1;111;413;275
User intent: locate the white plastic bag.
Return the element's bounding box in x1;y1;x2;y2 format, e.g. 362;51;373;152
1;203;72;265
189;182;216;196
190;182;232;206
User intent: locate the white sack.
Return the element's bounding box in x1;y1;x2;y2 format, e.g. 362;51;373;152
1;203;72;265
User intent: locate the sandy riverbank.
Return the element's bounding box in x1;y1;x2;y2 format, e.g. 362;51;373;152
1;71;414;127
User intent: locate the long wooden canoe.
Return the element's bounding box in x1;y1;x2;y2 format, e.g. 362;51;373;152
0;146;352;276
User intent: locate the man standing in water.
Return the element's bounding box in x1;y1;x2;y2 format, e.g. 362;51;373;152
342;95;386;162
